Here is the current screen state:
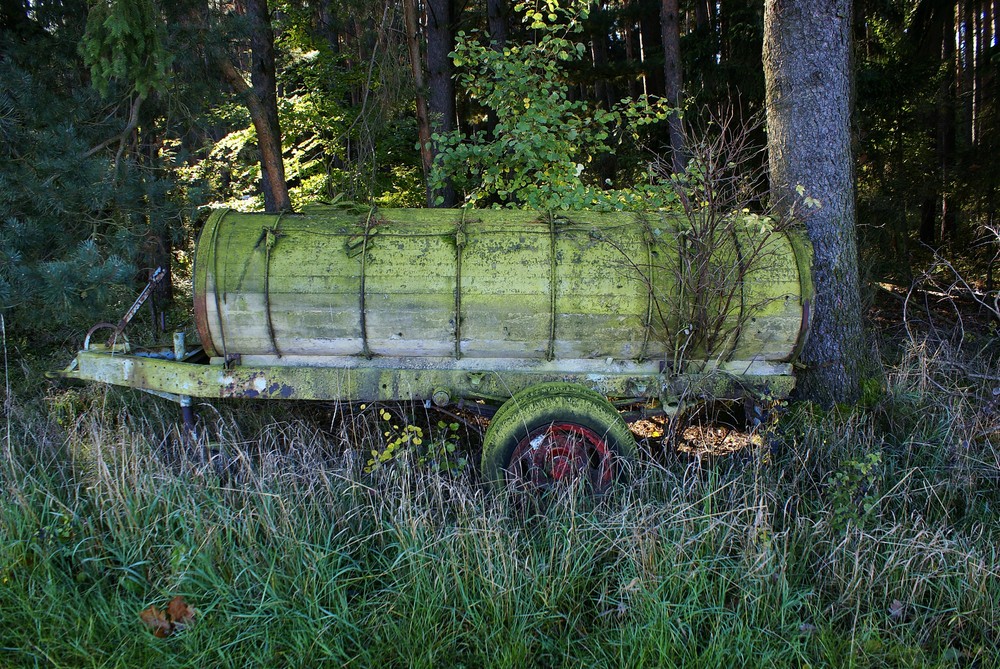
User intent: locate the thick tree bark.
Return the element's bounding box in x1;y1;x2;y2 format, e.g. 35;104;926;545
403;0;434;206
425;0;457;206
660;0;685;173
764;0;865;406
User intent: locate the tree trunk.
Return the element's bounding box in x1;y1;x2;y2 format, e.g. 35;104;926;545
983;1;994;151
425;0;457;206
487;0;508;49
995;0;999;44
638;0;665;97
0;0;28;32
718;0;765;124
246;0;290;213
937;2;956;243
404;0;434;206
960;0;974;151
695;0;709;29
139;101;173;318
624;17;641;98
764;0;864;406
972;0;981;148
591;5;616;110
315;0;340;54
660;0;685;173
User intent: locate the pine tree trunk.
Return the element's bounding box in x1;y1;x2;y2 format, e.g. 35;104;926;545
624;18;641;98
660;0;685;173
247;0;290;213
937;2;957;243
995;0;999;43
487;0;508;48
718;0;765;125
961;0;974;151
139;107;173;319
638;0;665;97
425;0;456;206
0;0;29;33
695;0;709;29
764;0;865;406
315;0;340;54
404;0;434;206
592;18;614;110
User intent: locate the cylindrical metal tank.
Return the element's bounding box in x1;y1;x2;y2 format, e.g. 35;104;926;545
193;206;811;365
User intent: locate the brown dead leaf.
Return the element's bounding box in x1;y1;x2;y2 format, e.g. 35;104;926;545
140;596;197;637
139;605;173;638
167;596;197;629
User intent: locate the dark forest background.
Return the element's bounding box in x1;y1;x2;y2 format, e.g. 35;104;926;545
1;0;998;343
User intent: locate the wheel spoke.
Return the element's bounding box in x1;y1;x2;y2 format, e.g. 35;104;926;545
510;422;613;492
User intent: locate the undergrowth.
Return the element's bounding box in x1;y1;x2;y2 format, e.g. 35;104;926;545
1;337;998;668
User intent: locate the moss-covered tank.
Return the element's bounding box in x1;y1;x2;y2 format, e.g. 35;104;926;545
55;204;813;490
193;206;811;367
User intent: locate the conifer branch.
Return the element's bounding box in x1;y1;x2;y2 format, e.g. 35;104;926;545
83;95;142;161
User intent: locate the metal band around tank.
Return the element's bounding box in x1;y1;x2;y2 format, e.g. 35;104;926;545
547;212;557;362
209;208;230;360
260;211;286;358
787;229;814;360
454;210;467;360
639;214;655;362
358;207;376;359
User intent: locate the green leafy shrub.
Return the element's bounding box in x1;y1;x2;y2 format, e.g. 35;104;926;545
430;0;674;210
827;450;883;531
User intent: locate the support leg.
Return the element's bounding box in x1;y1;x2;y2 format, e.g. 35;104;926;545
180;395;196;436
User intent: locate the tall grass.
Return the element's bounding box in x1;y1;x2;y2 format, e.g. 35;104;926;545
1;338;998;668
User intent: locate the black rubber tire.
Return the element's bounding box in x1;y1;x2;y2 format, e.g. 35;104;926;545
481;382;637;492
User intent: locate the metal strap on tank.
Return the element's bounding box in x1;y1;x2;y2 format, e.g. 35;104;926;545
358;206;377;359
209;209;230;360
547;213;558;361
454;210;467;360
260;212;286;358
639;214;655;362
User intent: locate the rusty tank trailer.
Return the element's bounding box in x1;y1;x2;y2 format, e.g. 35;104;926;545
55;206;812;490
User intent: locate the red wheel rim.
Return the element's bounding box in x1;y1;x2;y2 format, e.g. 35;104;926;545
508;422;614;492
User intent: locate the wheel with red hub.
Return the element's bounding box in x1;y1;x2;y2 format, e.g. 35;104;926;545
482;383;636;493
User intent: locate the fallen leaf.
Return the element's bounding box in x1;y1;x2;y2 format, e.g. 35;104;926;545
167;596;197;630
888;599;906;621
140;596;197;638
139;605;173;638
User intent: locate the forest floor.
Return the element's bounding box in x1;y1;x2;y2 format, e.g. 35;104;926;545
1;307;998;668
